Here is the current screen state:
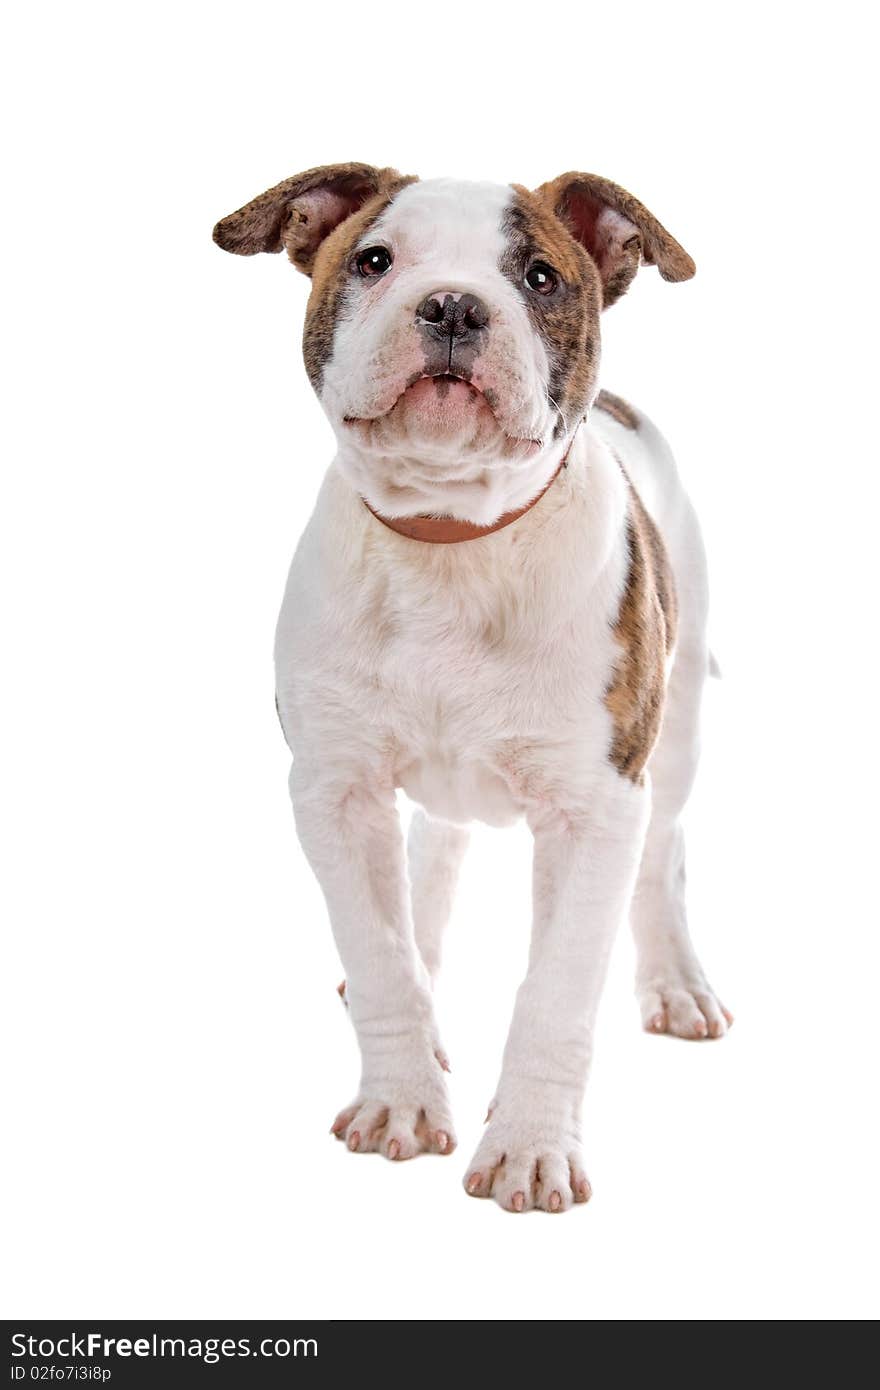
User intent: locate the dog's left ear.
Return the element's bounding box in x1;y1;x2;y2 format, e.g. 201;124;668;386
535;172;695;307
213;162;414;275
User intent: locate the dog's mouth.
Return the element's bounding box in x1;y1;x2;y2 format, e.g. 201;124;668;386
344;372;492;425
343;374;542;454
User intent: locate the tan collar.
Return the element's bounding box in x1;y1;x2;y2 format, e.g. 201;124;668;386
362;442;572;544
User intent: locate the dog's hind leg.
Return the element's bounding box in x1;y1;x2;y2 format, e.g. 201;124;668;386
407;809;470;984
631;591;732;1040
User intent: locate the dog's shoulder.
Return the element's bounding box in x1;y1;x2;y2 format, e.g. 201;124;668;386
604;463;678;784
594;389;641;432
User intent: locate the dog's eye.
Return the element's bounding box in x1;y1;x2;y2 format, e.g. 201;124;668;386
524;262;558;295
356;246;393;278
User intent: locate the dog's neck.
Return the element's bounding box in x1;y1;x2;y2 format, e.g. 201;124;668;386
333;426;582;532
361;451;571;543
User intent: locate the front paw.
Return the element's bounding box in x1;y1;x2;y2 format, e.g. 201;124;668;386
638;968;733;1040
331;1072;456;1161
463;1106;591;1214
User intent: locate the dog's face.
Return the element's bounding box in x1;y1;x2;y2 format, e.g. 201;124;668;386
215;164;694;521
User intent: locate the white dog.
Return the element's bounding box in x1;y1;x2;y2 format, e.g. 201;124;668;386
214;163;731;1213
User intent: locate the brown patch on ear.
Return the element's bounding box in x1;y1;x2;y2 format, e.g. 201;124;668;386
535;172;695;308
212;162;415;274
595;390;640;430
605;474;678;782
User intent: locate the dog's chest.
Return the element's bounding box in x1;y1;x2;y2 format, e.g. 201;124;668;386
374;615;543;826
344;565;616;826
276;461;628;827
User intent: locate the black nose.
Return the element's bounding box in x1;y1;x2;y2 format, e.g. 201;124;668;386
415;292;490;341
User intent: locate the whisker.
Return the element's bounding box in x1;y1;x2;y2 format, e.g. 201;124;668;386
547;393;570;437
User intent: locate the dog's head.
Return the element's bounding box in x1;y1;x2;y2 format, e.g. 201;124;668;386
214;164;694;522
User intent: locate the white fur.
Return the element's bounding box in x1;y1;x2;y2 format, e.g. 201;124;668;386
273;180;727;1211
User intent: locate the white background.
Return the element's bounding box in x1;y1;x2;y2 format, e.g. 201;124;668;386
3;0;878;1321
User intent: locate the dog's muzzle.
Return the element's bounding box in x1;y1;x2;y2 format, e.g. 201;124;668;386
415;291;489;374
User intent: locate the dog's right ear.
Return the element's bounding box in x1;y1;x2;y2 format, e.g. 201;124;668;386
534;171;695;307
213;162;414;275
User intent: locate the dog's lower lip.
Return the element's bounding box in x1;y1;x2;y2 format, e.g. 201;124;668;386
343;375;475;427
343;379;543;452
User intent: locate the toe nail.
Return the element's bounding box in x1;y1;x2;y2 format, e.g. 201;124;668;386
466;1173;482;1194
549;1191;562;1211
651;1015;664;1031
436;1131;449;1152
512;1192;525;1212
347;1130;360;1152
388;1139;400;1160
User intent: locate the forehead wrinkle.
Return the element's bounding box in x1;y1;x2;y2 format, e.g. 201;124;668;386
370;179;512;266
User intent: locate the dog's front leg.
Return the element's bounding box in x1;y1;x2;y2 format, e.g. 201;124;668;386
290;761;456;1161
464;778;649;1211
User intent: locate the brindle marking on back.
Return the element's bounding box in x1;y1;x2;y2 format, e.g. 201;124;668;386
605;468;678;783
